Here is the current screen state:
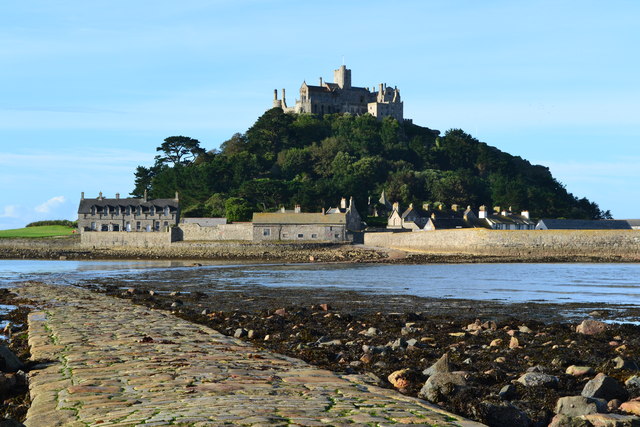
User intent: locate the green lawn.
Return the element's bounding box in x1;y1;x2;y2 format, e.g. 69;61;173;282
0;225;77;238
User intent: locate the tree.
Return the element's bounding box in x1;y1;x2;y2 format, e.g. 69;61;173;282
225;197;253;222
155;136;206;166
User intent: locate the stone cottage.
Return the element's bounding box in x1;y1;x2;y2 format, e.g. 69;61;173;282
252;197;362;242
77;191;180;232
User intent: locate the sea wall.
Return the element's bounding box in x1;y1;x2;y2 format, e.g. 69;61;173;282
364;229;640;257
80;229;178;248
179;223;252;241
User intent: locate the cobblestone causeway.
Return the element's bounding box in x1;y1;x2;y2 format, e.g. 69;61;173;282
15;283;484;426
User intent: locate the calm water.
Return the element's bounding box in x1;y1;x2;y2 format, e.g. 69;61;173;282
1;259;639;306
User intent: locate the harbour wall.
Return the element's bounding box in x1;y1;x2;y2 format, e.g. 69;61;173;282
178;223;253;241
364;229;640;257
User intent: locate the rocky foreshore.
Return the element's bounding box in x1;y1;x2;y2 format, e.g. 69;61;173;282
85;282;640;427
1;237;639;264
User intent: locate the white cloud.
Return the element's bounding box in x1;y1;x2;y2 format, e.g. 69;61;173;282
0;205;19;218
35;196;66;214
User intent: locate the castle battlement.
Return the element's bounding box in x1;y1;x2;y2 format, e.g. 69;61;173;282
272;65;403;121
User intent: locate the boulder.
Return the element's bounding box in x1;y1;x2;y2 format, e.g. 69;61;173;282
498;384;517;400
626;376;640;389
479;402;531;427
0;345;24;372
581;373;629;401
422;353;452;377
613;356;639;371
576;319;608;335
620;401;640;416
233;328;247;338
583;413;640;426
548;414;593;427
555;396;608;416
418;372;466;402
517;372;559;388
361;327;378;337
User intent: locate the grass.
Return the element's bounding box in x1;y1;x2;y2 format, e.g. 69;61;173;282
0;225;76;238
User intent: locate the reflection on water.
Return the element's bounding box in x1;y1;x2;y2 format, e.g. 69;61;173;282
1;259;639;306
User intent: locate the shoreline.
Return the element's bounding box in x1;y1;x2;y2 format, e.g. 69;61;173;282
1;240;640;264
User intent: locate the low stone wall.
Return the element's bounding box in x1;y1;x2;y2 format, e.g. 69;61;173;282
179;223;252;241
80;229;178;248
0;237;79;250
364;229;640;257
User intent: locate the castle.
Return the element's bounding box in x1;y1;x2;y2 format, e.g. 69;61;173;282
272;65;403;121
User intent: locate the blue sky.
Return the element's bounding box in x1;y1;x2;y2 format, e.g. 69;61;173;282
1;1;639;229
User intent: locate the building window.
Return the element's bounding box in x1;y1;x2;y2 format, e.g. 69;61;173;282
154;221;160;231
90;222;96;231
113;224;120;232
163;221;169;229
101;224;109;232
126;206;131;215
164;206;170;216
136;221;141;231
126;222;131;232
311;234;318;239
262;228;271;237
150;207;155;216
297;233;304;238
334;233;340;239
146;225;151;232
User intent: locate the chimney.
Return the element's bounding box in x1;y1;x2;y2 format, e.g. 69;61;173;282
116;193;120;200
282;88;287;108
280;206;286;213
431;213;436;219
493;206;501;213
273;89;278;101
340;197;347;209
451;204;459;212
438;204;443;210
393;202;399;211
479;205;487;219
521;210;530;219
409;203;413;209
322;207;326;214
319;77;323;86
143;190;148;202
81;192;85;201
98;191;103;200
501;210;508;216
294;204;301;213
349;196;354;209
175;191;179;201
423;203;430;211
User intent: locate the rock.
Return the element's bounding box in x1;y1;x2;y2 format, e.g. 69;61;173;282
489;338;503;347
247;330;256;339
576;319;608;335
319;303;330;311
0;372;17;394
274;308;287;317
609;399;622;412
406;338;418;347
318;339;342;347
555;396;608;416
548;414;592;427
201;308;210;315
517;372;559;388
387;368;421;392
494;356;506;363
519;325;533;334
401;326;417;335
567;365;595;376
620;401;640;416
361;327;378;337
388;338;407;350
613;356;639;371
234;328;247;338
479;402;531;427
418;372;467;402
170;300;183;308
582;373;629;401
359;353;373;364
148;290;156;296
626;376;640;388
169;291;181;296
0;345;24;372
499;384;517;400
509;337;520;349
423;353;452;377
466;319;483;332
583;413;640;426
482;320;497;330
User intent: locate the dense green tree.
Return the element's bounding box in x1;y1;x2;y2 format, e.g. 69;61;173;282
155;136;205;166
225;197;253;222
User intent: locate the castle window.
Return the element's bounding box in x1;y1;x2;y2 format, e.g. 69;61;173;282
263;229;271;237
297;233;304;238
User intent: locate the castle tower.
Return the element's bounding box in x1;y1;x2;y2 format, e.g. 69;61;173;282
333;65;351;89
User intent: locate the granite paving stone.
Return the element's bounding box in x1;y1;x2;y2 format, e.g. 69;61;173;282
16;282;485;426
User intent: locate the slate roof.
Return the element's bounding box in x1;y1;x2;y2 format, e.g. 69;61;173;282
536;219;632;230
623;219;640;228
428;218;469;229
252;212;346;225
182;218;227;226
78;198;179;214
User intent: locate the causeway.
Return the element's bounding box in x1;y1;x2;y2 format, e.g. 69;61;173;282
15;283;483;426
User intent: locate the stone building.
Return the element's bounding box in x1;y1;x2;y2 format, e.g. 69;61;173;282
252;197;362;242
272;65;403;121
77;191;180;232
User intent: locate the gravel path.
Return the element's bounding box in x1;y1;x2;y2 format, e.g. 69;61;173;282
15;283;484;426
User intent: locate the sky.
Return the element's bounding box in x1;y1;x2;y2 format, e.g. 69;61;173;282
1;1;639;229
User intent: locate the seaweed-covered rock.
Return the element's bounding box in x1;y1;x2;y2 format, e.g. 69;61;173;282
517;372;559;388
555;396;608;416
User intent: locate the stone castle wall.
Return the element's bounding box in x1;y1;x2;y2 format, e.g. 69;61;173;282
179;223;252;241
364;229;640;257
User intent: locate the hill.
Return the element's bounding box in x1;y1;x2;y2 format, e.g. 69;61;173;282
132;108;609;221
0;225;76;238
